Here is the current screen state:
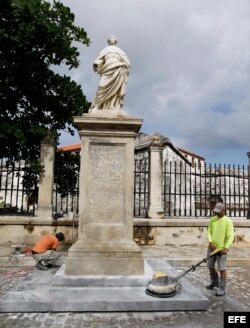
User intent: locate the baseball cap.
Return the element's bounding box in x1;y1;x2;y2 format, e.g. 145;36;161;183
213;202;225;213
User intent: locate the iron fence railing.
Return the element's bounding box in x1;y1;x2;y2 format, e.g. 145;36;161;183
53;152;80;215
134;156;150;217
1;155;249;219
53;153;150;218
0;159;36;216
163;161;249;217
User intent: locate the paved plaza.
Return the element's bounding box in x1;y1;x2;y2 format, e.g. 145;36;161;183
0;244;249;328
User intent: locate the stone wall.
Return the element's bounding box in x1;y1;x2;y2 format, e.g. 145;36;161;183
133;218;250;246
0;216;249;247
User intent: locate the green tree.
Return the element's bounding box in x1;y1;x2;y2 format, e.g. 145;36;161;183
54;150;80;199
0;0;90;164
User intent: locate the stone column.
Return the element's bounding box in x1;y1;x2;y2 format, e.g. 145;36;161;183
36;135;55;219
247;152;250;219
65;111;144;275
148;137;165;219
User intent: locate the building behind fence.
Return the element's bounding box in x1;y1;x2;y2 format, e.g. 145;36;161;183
163;161;249;218
0;134;249;218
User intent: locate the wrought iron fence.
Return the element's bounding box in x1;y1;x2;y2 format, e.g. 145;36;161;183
1;154;248;219
52;152;150;218
163;161;249;217
53;151;80;215
0;159;36;215
134;156;150;217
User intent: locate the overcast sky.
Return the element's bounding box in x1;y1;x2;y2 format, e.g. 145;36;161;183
58;0;250;165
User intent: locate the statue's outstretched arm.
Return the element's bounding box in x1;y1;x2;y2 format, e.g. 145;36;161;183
93;56;104;72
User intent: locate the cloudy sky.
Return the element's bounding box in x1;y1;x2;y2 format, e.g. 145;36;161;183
58;0;250;165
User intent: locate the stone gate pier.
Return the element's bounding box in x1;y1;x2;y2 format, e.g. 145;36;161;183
65;111;144;275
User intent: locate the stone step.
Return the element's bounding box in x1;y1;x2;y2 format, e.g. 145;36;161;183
0;259;209;312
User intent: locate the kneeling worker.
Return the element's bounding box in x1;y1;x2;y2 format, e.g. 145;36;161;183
32;232;65;270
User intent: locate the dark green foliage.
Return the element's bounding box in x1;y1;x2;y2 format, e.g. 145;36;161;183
20;159;42;199
0;0;90;163
54;151;80;198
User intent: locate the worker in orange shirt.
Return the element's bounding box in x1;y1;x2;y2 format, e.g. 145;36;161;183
32;232;65;270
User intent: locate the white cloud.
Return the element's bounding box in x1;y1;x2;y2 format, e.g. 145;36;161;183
58;0;250;164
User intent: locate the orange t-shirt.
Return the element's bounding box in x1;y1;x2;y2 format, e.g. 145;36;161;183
32;235;59;253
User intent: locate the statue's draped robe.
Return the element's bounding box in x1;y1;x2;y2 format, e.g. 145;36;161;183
90;45;130;110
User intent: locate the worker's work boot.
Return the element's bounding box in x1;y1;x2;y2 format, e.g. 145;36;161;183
216;278;226;296
206;272;219;290
36;261;48;270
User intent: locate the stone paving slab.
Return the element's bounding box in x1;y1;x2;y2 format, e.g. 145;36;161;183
0;266;249;328
0;259;249;327
0;259;208;312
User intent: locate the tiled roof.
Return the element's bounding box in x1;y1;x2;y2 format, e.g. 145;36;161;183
58;143;81;152
177;146;205;160
58;135;204;162
135;132;191;164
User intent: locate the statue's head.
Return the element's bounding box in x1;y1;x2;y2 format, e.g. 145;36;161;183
107;35;118;45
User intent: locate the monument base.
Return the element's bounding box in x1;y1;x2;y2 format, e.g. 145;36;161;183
0;259;209;312
67;112;144;276
65;240;144;275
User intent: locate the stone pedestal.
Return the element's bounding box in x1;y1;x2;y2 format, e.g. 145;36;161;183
65;110;144;275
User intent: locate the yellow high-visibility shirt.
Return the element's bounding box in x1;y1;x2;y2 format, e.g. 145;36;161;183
207;215;234;249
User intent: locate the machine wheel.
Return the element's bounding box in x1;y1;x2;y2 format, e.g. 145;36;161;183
145;288;176;298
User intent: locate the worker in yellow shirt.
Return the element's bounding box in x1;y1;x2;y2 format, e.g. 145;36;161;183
206;202;234;296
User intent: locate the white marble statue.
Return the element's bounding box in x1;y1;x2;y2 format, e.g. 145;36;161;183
90;35;130;111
